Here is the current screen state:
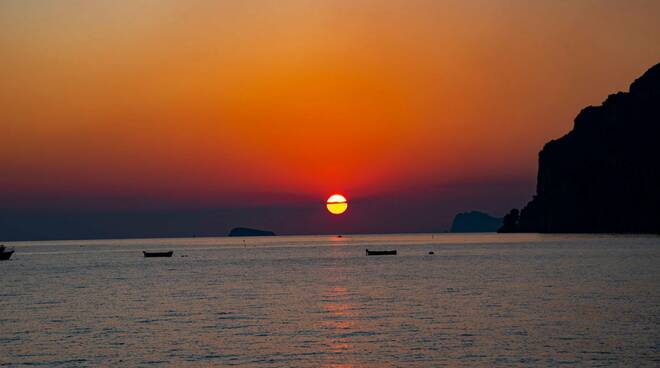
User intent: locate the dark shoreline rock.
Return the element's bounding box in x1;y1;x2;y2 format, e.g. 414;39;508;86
500;63;660;233
228;227;276;237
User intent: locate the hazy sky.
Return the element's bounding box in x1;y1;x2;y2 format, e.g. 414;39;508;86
1;1;660;239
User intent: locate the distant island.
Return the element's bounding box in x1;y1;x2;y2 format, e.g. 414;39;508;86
228;227;276;237
450;211;502;232
500;62;660;233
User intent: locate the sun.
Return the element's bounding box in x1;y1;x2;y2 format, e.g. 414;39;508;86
326;194;348;215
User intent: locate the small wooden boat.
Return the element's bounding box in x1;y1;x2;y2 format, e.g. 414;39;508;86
0;245;14;261
143;251;173;258
366;249;397;256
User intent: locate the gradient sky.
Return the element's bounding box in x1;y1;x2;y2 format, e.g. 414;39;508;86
2;1;660;239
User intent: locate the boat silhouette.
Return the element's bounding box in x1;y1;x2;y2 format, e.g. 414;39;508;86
143;251;173;258
0;245;14;261
365;249;397;256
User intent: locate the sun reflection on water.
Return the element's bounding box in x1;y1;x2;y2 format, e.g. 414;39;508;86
319;264;359;366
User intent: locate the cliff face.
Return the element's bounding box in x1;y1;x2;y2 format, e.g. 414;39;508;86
514;63;660;233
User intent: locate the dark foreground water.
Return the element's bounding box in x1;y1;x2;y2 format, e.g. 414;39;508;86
1;234;659;367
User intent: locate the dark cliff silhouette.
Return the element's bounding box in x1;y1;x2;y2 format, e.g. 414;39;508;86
498;209;520;233
450;211;502;232
500;63;660;233
228;227;276;237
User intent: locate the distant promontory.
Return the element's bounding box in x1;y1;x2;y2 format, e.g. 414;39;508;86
450;211;502;233
500;63;660;233
228;227;276;237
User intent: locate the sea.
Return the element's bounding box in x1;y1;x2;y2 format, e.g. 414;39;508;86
0;233;658;367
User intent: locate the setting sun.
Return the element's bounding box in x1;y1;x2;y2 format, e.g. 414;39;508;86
326;194;348;215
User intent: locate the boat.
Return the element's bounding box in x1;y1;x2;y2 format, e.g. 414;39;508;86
365;249;397;256
0;245;14;261
143;251;174;258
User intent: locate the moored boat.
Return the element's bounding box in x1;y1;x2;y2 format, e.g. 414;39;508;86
365;249;397;256
0;245;14;261
143;251;174;258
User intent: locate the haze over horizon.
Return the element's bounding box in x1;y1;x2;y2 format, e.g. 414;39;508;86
2;1;660;240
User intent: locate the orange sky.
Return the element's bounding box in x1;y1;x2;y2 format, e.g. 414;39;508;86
1;1;660;219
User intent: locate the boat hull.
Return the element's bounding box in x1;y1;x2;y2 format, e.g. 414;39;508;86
143;251;173;258
0;251;14;260
365;249;397;256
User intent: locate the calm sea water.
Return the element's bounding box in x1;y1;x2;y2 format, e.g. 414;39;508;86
1;233;659;367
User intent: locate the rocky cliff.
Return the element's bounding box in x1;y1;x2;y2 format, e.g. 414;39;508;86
450;211;502;232
501;63;660;233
